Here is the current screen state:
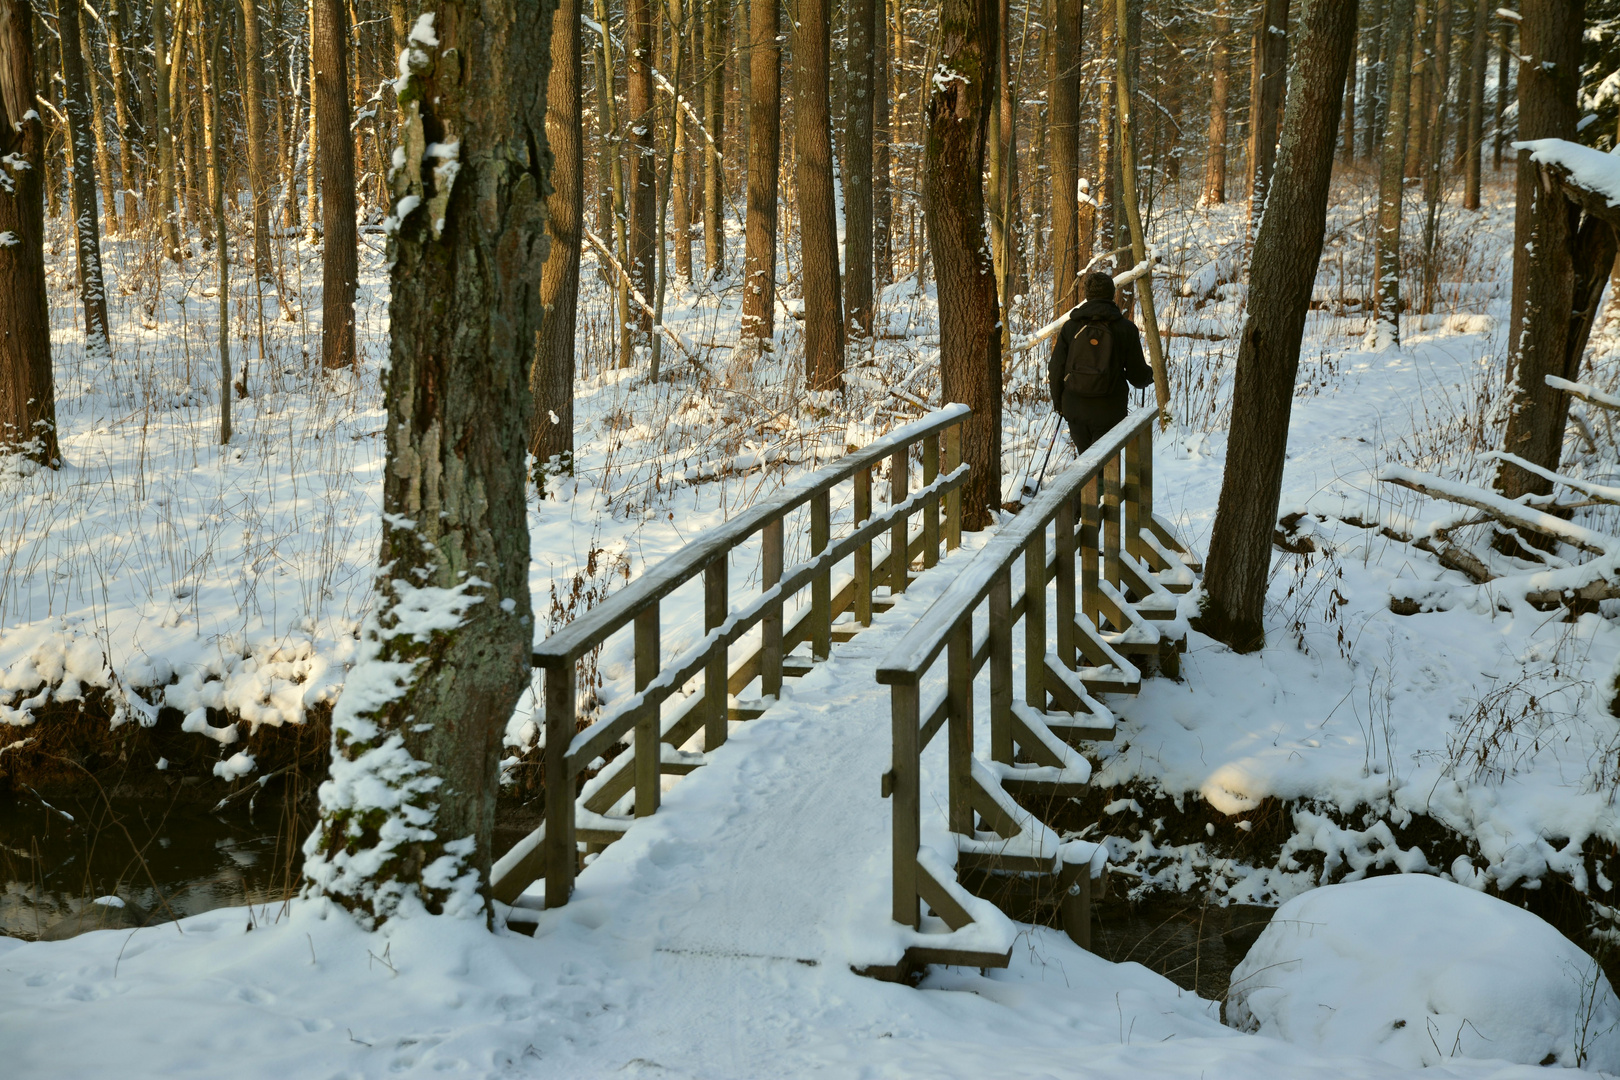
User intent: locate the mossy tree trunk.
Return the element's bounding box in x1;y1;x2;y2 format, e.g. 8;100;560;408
303;0;553;928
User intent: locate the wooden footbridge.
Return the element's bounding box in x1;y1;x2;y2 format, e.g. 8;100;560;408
491;406;1199;977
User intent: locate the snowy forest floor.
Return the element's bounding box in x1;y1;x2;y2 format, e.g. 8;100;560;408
8;172;1620;1075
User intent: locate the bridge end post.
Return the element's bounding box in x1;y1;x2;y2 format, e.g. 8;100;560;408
543;660;577;909
891;680;921;930
704;557;728;749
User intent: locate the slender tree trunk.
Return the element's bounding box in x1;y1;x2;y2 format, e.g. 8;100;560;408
1096;3;1114;254
152;0;182;259
627;0;656;355
793;0;845;388
1496;0;1587;501
304;0;320;241
671;0;693;284
0;0;59;466
593;0;632;367
926;0;1000;528
1418;0;1449;313
533;0;579;473
1372;0;1414;346
205;5;229;442
82;13;120;238
701;0;725;277
106;0;139;227
240;0;273;279
1247;0;1289;229
873;0;892;287
304;0;551;929
1113;0;1166;417
1462;0;1485;206
844;0;874;337
1202;1;1231;205
1492;20;1509;170
315;0;355;368
1362;0;1383;159
58;0;111;357
1194;0;1357;652
178;17;202;238
1049;0;1081;316
1406;0;1429;181
1341;7;1358;159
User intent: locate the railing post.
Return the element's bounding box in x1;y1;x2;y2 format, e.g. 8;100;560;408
762;517;784;698
634;603;661;816
855;466;873;626
891;681;920;929
944;422;962;552
1103;454;1123;590
947;622;974;835
1124;426;1144;564
990;568;1013;765
704;556;728;750
922;433;940;568
811;490;832;659
1056;498;1077;669
1080;476;1101;628
1136;423;1155;554
1025;521;1048;709
890;447;909;594
543;660;576;908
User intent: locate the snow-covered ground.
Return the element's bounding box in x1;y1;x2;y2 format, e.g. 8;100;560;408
9;176;1620;1075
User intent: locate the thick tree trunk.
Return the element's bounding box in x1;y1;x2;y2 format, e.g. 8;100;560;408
0;0;59;466
106;0;139;227
1113;0;1167;416
926;0;1000;528
1462;0;1485;207
702;0;724;277
1247;0;1289;228
151;0;182;259
533;0;579;473
1048;0;1081;317
844;0;874;338
58;0;111;357
1193;0;1357;653
1372;0;1414;347
1496;0;1587;501
792;0;845;389
1202;1;1231;206
315;0;356;369
240;0;274;280
304;0;550;928
627;0;656;354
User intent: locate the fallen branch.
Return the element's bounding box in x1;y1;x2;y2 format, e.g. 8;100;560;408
1378;465;1612;556
583;228;701;364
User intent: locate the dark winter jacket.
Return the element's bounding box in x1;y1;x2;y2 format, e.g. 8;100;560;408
1048;299;1154;451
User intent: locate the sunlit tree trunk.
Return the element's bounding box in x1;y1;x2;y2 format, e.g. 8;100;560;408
152;0;183;259
1048;0;1081;316
701;0;725;277
1202;0;1231;205
793;0;845;389
627;0;656;356
81;12;120;237
241;0;274;279
1247;0;1289;230
844;0;874;338
1372;0;1413;347
315;0;356;368
533;0;579;473
106;0;140;227
57;0;111;357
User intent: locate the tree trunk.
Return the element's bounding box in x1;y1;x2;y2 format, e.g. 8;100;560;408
926;0;1000;528
1372;0;1414;347
82;12;120;237
627;0;656;355
1193;0;1357;653
701;0;724;277
240;0;274;279
1462;0;1485;206
106;0;139;227
58;0;111;357
533;0;579;473
0;0;59;466
1247;0;1289;228
1113;0;1166;417
1340;7;1358;160
152;0;182;259
1417;0;1449;314
304;0;550;929
844;0;874;337
592;0;632;367
873;0;891;287
1492;20;1509;170
671;0;693;284
792;0;845;389
315;0;355;368
1362;0;1383;159
304;0;319;241
205;3;229;443
1202;1;1230;205
1048;0;1081;316
1496;0;1586;501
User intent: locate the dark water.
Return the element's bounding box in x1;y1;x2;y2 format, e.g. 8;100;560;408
1092;899;1276;1004
0;790;307;940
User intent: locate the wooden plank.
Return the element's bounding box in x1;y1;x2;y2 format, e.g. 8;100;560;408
1080;475;1101;628
811;490;832;660
891;448;909;593
1061;870;1092;950
855;466;873;626
634;604;661;818
704;555;728;749
1124;427;1145;563
989;569;1014;766
901;944;1013;971
891;682;922;929
762;517;784;698
1024;525;1048;712
1055;498;1076;670
947;624;974;836
1103;454;1122;590
544;662;577;909
944;422;962;551
922;433;941;568
916;859;974;931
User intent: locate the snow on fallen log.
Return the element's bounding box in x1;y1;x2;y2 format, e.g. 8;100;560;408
1519;138;1620;210
1378;465;1612;555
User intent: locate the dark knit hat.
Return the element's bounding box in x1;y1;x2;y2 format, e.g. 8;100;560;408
1083;271;1116;302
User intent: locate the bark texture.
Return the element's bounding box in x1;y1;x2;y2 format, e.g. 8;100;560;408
240;0;274;280
57;0;111;356
1496;0;1590;501
1195;0;1357;652
315;0;357;368
702;0;724;277
1247;0;1289;226
740;0;779;349
151;0;182;259
844;0;874;337
533;0;580;472
0;0;58;466
1372;0;1414;346
1462;0;1485;208
792;0;845;389
106;0;139;226
1048;0;1082;317
926;0;1000;528
304;0;552;927
1202;2;1231;205
626;0;656;351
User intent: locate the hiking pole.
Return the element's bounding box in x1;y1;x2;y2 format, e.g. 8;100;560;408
1021;417;1065;502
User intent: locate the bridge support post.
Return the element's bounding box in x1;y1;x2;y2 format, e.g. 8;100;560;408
855;467;873;626
890;681;920;929
705;557;728;749
890;449;909;593
635;604;661;816
922;434;940;568
544;660;576;908
762;518;784;698
1080;477;1101;629
1025;524;1048;708
811;490;832;659
989;569;1013;765
947;624;974;835
944;424;962;551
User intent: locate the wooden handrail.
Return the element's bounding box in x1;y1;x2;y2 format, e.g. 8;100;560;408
494;405;974;911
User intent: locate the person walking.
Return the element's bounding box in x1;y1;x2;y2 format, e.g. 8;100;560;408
1048;271;1154;453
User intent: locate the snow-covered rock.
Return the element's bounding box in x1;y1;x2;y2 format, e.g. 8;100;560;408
1228;874;1620;1071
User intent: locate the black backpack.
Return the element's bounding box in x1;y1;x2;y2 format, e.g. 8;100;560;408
1064;317;1115;398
